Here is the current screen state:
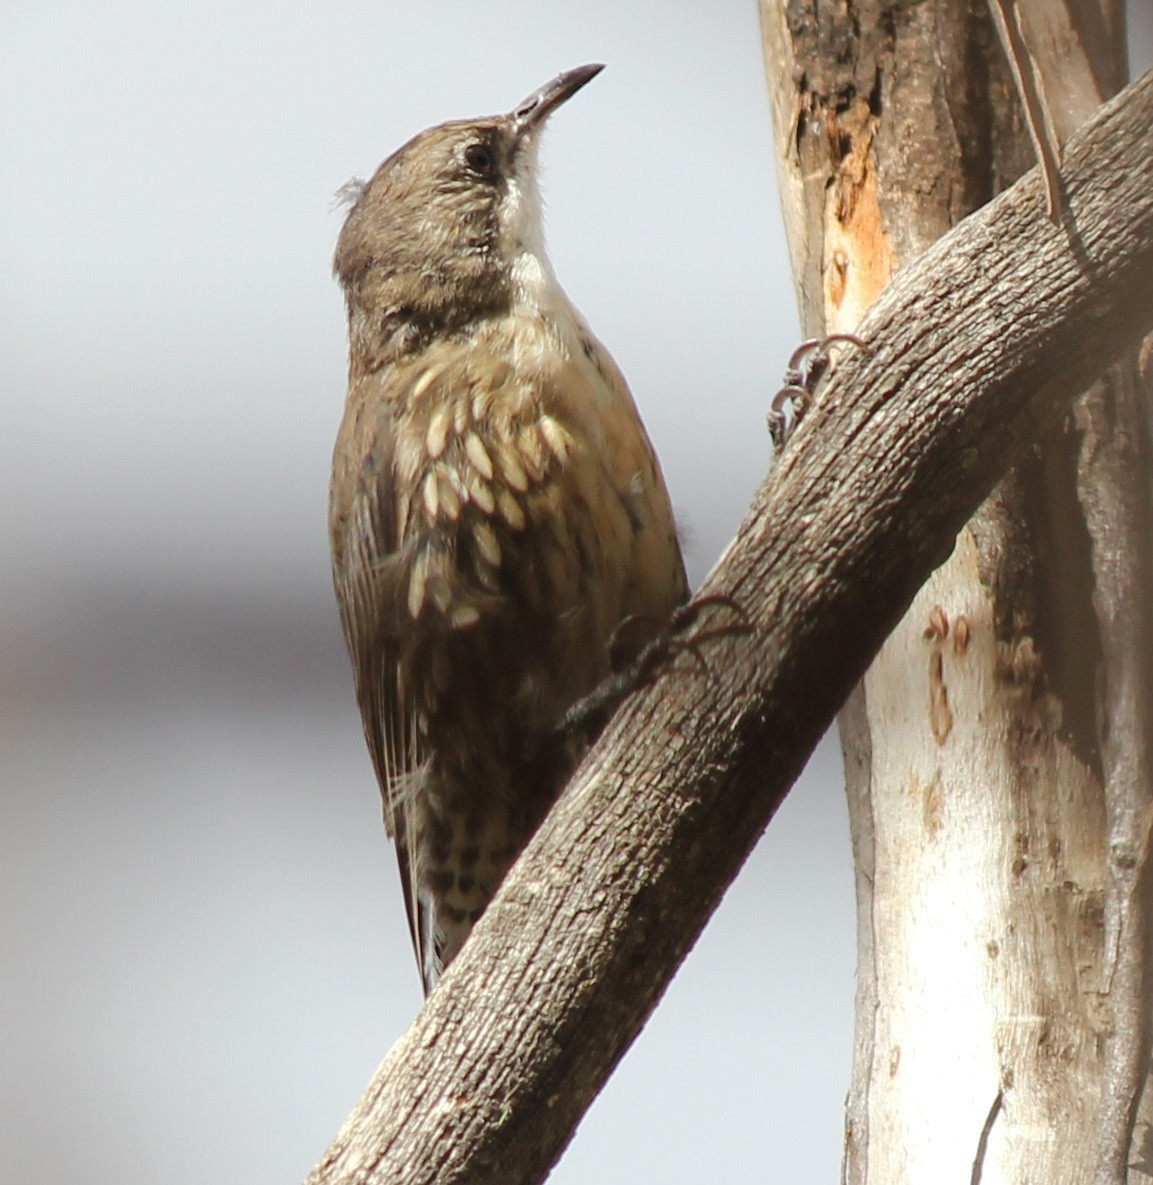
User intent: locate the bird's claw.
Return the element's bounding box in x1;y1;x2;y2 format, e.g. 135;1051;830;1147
550;595;753;750
769;332;867;450
657;595;753;677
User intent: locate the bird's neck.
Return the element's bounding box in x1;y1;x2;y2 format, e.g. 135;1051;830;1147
497;146;573;328
508;244;573;325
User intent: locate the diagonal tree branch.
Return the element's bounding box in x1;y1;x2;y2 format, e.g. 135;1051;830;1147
305;70;1153;1185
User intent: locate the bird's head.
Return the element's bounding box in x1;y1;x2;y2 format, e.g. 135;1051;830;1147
335;64;603;365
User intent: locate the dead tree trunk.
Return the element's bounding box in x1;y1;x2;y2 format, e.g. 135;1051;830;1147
759;3;1153;1182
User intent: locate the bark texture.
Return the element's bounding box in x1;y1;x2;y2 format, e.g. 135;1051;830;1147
760;3;1153;1183
304;72;1153;1185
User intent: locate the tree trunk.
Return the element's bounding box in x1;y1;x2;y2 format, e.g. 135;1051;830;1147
759;3;1153;1182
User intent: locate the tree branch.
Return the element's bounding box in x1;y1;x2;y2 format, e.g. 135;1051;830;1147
305;70;1153;1185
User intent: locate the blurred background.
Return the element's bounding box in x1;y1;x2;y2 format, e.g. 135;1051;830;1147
3;4;1149;1184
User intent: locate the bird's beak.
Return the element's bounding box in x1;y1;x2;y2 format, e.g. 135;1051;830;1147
510;63;605;139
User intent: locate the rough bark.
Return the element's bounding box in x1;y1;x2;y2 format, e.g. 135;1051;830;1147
760;3;1153;1183
304;72;1153;1185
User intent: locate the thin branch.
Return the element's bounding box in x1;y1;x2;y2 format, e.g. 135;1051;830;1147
305;71;1153;1185
988;0;1067;223
970;1089;1005;1185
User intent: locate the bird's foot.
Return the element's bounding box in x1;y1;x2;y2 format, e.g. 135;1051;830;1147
768;332;867;450
554;595;753;750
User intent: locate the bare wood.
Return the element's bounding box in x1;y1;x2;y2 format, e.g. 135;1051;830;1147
305;73;1153;1185
1005;12;1153;1182
1031;10;1153;1178
1078;362;1153;1185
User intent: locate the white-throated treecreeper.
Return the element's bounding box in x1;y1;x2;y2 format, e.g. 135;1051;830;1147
330;65;687;995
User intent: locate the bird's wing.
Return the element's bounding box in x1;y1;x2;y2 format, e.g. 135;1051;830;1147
330;370;430;976
329;342;539;986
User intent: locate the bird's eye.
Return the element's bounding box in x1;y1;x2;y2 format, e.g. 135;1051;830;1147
463;143;496;178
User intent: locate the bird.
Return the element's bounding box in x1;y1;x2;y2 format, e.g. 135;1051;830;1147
328;64;688;995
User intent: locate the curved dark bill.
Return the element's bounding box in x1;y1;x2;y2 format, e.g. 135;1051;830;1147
510;63;605;136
